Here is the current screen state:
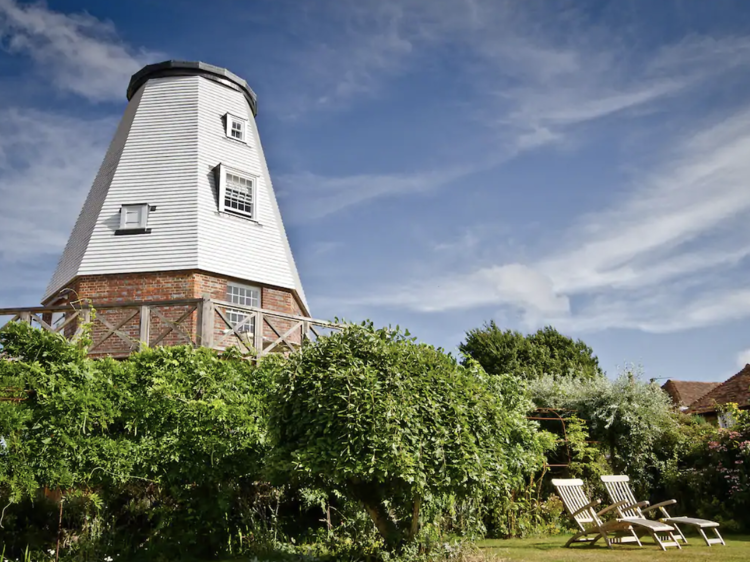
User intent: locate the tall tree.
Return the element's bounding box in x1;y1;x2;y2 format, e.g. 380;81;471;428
459;322;603;379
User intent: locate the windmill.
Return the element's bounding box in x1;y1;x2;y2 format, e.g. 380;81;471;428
38;61;315;355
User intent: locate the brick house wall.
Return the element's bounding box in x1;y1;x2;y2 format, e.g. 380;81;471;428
52;270;307;356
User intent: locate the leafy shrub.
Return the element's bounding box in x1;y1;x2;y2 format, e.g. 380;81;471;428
528;366;685;497
663;405;750;531
262;321;551;551
0;321;270;559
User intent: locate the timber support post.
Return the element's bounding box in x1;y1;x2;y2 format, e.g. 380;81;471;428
198;296;214;349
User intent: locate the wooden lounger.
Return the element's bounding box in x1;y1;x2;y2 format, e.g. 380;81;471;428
601;475;724;547
553;478;664;549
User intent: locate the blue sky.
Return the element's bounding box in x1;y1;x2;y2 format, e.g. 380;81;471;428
2;0;750;382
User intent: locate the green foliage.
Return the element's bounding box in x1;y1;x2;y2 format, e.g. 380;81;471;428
263;321;549;550
563;416;612;493
459;323;602;380
0;321;269;559
663;405;750;531
528;366;685;497
485;476;568;539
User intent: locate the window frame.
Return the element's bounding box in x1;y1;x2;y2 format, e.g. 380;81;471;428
225;282;261;336
118;203;150;231
226;281;261;308
224;113;249;144
216;164;257;220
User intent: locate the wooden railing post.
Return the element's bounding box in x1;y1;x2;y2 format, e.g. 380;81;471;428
72;309;91;342
254;311;264;355
139;305;151;350
19;312;31;325
198;296;214;349
302;320;310;343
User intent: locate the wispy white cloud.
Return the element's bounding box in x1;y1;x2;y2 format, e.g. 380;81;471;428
0;0;160;101
0;0;157;303
338;264;569;320
0;108;114;263
540;107;750;296
277;163;484;223
278;2;750;220
333;95;750;334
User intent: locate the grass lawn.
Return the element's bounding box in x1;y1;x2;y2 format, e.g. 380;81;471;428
478;534;750;561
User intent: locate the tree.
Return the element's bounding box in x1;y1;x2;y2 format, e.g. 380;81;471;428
528;367;685;496
263;321;549;551
459;322;603;380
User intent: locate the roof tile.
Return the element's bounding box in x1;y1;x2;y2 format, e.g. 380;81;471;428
661;380;720;408
685;365;750;414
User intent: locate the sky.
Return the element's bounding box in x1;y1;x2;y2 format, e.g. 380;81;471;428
2;0;750;382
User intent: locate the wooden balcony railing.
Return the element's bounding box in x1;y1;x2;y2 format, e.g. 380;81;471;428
0;298;340;358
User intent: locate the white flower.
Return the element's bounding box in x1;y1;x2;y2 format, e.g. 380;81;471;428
105;557;114;562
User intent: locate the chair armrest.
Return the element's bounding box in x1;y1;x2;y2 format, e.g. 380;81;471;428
597;499;629;516
620;500;650;512
572;499;601;517
642;500;676;514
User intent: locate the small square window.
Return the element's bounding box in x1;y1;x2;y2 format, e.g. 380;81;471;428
119;204;149;230
215;164;256;220
224;113;248;143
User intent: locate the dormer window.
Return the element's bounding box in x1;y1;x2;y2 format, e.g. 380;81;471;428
216;164;256;220
225;113;248;143
115;203;152;235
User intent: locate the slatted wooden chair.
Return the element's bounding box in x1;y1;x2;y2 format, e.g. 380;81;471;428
552;478;639;549
601;474;724;547
599;475;683;550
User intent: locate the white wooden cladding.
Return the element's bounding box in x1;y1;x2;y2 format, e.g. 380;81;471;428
195;77;307;310
44;74;308;314
44;87;146;301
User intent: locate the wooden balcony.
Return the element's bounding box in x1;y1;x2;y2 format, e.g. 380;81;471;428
0;298;340;358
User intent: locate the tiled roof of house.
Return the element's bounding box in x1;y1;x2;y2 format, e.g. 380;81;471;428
661;379;721;409
685;365;750;414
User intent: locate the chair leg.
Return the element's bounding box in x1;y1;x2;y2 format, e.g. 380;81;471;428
698;527;726;547
629;528;643;547
652;531;667;552
671;522;688;544
668;531;682;550
598;531;612;549
652;531;681;551
714;528;726;546
565;531;587;548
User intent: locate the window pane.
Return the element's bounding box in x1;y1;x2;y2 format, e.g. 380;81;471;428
226;307;256;334
230;120;244;139
224;173;253;216
227;284;259;307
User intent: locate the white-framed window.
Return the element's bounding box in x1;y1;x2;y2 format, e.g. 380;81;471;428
119;204;149;230
216;164;256;219
225;282;260;335
224;113;248;143
227;282;260;308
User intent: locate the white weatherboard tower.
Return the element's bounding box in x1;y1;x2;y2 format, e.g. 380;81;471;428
44;61;309;350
